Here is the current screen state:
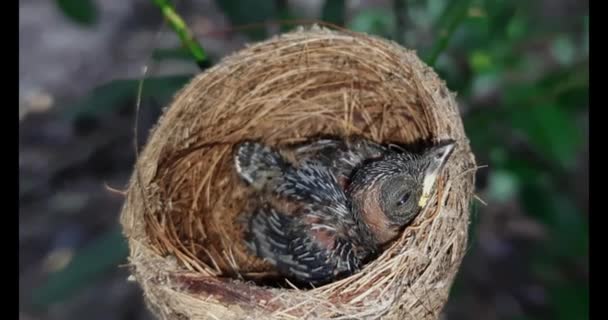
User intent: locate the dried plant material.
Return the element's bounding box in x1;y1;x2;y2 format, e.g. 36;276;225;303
120;26;477;320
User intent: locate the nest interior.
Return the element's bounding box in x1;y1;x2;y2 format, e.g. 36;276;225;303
121;26;476;320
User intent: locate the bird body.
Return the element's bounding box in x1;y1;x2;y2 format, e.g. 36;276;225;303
234;137;455;286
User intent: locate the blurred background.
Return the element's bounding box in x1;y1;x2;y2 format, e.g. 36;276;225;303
19;0;588;319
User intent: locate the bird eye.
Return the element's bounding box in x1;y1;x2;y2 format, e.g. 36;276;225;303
397;192;411;206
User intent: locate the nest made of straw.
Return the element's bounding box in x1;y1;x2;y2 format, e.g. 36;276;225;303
120;26;476;320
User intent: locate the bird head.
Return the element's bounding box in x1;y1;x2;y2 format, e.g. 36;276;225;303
349;140;456;227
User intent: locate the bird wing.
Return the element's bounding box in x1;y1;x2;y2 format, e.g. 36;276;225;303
275;160;351;218
290;138;346;166
290;137;389;181
246;205;358;285
234;141;287;191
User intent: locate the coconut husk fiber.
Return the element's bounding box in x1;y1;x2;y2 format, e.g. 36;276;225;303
120;25;477;320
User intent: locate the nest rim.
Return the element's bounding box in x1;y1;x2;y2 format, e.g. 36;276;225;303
120;25;476;320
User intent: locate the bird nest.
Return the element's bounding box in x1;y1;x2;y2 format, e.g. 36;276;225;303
120;26;476;320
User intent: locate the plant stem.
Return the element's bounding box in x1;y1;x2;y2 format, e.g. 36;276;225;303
150;0;210;70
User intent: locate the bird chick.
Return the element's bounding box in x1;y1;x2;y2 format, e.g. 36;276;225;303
287;138;389;190
235;141;363;284
347;140;456;245
234;137;455;286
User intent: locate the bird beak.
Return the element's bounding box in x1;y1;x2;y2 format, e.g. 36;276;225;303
418;140;456;207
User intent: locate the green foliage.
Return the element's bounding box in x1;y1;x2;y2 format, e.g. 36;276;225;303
348;9;395;39
213;0;276;40
487;169;518;203
151;0;209;68
321;0;346;26
426;0;472;66
521;182;588;261
551;35;577;65
275;0;295;32
62;74;193;120
509;104;582;169
428;1;588;316
45;1;587;317
151;47;194;62
55;0;98;25
29;228;129;309
551;282;589;320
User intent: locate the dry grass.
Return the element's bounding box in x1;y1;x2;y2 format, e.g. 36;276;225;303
120;25;477;320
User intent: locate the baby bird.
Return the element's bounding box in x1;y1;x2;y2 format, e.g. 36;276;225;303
234;137;455;286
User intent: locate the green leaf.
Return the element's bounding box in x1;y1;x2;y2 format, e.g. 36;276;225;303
469;50;494;73
557;85;589;112
487;169;519;203
519;179;553;224
503;156;544;185
551;282;589;320
275;0;295;32
426;0;472;66
551;197;588;259
537;62;588;91
520;180;588;260
55;0;98;25
455;14;490;51
348;8;395;38
214;0;275;40
64;81;135;119
526;193;588;319
486;1;517;34
551;35;576;66
470;72;500;97
508;104;582;168
321;0;346;26
433;0;466;29
151;0;209;69
426;0;449;23
506;14;527;41
463;111;502;151
507;61;588;113
62;74;193;120
29;228;129;308
408;4;434;29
